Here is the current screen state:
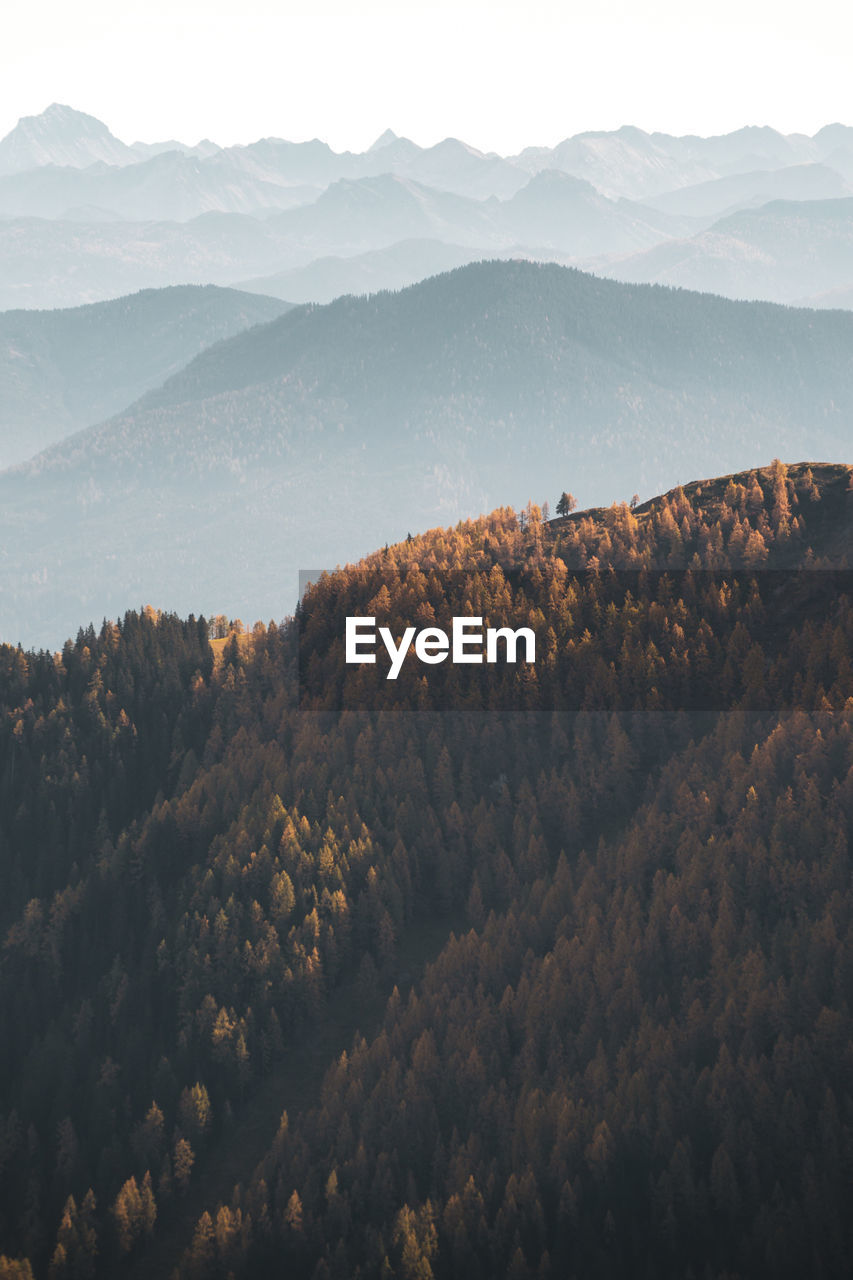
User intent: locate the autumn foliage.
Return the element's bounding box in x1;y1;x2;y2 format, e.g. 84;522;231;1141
0;462;852;1278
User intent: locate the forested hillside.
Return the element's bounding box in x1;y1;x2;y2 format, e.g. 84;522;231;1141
0;286;291;467
4;261;853;650
0;461;851;1279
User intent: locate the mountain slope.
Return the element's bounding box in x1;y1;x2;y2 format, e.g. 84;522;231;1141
647;162;850;219
0;168;697;310
0;103;136;173
2;260;853;647
501;169;696;253
0;464;851;1279
0;285;293;466
235;239;498;304
602;196;853;303
359;134;527;199
0;150;321;221
511;124;830;200
6;112;853;311
0;213;312;310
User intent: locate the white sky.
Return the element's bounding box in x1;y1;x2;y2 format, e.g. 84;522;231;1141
2;0;852;153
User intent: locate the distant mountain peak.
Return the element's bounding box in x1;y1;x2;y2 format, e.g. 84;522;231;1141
43;102;92;120
429;136;486;159
369;129;400;152
522;167;597;193
0;102;134;174
39;102;73;120
14;102;119;137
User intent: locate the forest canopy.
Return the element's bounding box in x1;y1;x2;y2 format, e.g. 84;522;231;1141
0;461;851;1279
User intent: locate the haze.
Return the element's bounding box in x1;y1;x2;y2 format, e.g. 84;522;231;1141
3;0;852;154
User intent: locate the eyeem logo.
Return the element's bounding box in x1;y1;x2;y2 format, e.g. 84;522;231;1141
345;616;536;680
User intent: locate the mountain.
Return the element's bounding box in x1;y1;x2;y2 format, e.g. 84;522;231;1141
797;282;853;309
602;196;853;303
235;241;589;307
234;169;690;263
255;171;687;260
647;161;850;218
5;110;853;209
0;109;530;204
130;137;222;161
0;285;292;467
0;169;701;310
0;212;315;311
513;125;719;199
234;133;529;201
236;239;499;303
0;103;137;173
0;139;527;224
176;466;853;1280
368;127;401;151
0;150;322;221
3;259;853;647
502;168;696;255
263;173;507;254
511;124;825;200
1;462;852;1279
6;111;853;309
0;103;220;175
358;135;527;200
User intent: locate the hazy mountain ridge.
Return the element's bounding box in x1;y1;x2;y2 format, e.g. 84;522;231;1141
603;196;853;302
3;260;853;648
0;172;699;311
0;285;293;467
6;107;852;200
646;162;850;219
3;94;853;1280
234;239;501;305
4;107;853;310
0;103;138;172
0;150;323;222
0;214;312;311
509;122;853;197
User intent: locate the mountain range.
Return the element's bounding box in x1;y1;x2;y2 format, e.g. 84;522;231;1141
5;107;853;202
0;171;697;311
4;107;853;310
1;98;853;1280
602;197;853;304
3;259;853;649
0;102;217;172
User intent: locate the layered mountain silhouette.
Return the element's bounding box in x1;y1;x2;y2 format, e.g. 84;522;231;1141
510;122;853;198
0;285;292;467
605;197;853;303
2;260;853;648
0;103;217;173
0;103;138;172
4;100;853;1280
646;162;848;219
0;171;695;309
0;150;323;222
6;107;852;200
0;214;311;311
235;239;499;305
3;107;853;310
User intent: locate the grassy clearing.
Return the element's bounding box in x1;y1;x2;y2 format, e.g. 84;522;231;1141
208;631;256;664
